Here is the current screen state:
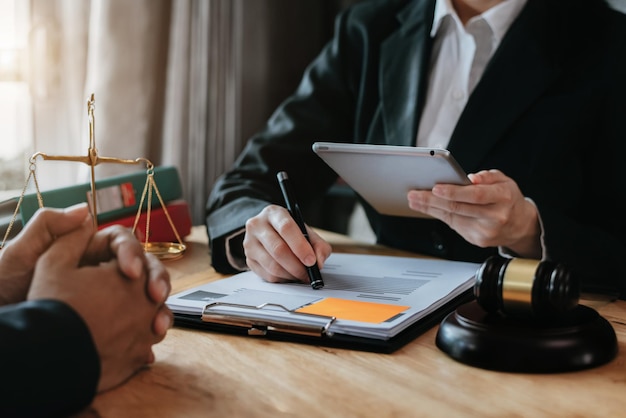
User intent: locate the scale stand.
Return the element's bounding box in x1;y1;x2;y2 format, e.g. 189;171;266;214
1;94;186;260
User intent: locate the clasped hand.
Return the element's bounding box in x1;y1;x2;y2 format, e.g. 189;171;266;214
0;204;172;392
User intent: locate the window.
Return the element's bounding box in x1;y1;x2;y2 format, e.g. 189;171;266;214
0;0;32;201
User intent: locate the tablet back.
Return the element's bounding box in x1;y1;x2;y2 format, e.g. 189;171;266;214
313;142;469;218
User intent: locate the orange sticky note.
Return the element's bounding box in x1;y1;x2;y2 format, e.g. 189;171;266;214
296;298;409;324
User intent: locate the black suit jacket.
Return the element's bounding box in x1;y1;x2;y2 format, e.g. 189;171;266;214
0;300;99;417
207;0;626;297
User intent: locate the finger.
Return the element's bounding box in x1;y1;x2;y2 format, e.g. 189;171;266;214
246;257;300;284
245;258;275;282
8;204;91;260
467;169;506;185
431;182;481;203
146;349;156;365
431;193;502;221
262;229;311;280
245;209;310;281
432;170;508;204
306;227;332;269
244;232;307;283
84;225;146;280
145;253;171;304
442;213;499;248
433;178;512;206
269;210;317;267
152;306;173;338
37;213;95;270
407;190;440;215
256;205;317;267
245;258;272;282
408;190;479;224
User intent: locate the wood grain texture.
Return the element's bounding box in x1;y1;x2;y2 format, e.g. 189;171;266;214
81;227;626;418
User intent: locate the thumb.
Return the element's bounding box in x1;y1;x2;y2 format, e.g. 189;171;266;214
467;169;505;185
307;227;332;269
17;204;92;258
37;210;95;271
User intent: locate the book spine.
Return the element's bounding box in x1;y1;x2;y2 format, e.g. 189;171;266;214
19;166;183;225
97;199;192;243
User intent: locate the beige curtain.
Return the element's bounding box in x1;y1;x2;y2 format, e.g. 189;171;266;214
162;0;242;225
84;0;170;178
29;0;91;190
29;0;356;225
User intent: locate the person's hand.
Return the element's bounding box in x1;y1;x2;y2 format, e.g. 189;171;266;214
82;224;173;348
26;212;172;393
0;204;170;311
81;224;172;317
407;169;541;258
243;204;332;283
0;204;91;306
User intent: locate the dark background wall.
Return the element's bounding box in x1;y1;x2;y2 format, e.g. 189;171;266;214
239;0;363;144
236;0;364;233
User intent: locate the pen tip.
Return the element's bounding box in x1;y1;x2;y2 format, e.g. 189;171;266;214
311;280;324;290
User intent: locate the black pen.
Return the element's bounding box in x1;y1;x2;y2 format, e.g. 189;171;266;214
276;171;324;290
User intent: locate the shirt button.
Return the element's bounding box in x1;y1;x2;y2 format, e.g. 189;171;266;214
451;90;464;101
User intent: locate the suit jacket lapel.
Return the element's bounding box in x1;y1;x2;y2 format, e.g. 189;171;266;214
447;0;562;172
380;0;436;146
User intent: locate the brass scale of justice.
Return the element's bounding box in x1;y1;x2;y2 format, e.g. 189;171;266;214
1;94;186;260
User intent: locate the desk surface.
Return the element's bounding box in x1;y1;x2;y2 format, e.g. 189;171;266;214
83;227;626;418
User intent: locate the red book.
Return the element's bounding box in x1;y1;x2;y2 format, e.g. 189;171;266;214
98;199;192;243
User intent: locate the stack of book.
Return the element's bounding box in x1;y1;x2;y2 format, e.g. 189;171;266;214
19;165;192;244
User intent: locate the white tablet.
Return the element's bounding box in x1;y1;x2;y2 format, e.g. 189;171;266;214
312;142;470;218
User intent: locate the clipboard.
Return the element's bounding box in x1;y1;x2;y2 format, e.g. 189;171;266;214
168;253;480;353
172;289;474;354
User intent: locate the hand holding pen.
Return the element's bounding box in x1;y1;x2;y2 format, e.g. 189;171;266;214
276;171;325;289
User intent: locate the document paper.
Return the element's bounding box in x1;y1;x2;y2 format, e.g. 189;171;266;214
166;253;480;340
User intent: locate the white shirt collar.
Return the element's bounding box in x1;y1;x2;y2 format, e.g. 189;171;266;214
430;0;528;43
481;0;528;44
431;0;458;37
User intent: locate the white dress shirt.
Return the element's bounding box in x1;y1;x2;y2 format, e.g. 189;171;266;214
416;0;528;149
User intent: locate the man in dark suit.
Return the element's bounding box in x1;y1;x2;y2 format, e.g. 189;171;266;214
0;204;173;417
206;0;626;298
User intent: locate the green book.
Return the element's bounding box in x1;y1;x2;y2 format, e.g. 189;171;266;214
19;165;183;225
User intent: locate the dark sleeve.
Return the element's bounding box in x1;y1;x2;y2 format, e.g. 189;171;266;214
205;7;362;273
0;300;100;418
205;0;417;273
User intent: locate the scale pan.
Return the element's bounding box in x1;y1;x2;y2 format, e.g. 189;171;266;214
143;242;186;260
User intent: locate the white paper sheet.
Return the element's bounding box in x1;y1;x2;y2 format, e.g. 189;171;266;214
167;253;480;339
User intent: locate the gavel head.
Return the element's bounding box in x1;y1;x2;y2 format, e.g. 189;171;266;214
474;256;580;318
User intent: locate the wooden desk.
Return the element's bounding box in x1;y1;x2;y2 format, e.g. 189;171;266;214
83;227;626;417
